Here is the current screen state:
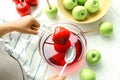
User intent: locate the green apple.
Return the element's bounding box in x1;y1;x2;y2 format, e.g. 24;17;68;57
99;22;113;37
80;68;96;80
63;0;78;10
86;49;101;65
84;0;99;13
72;6;88;20
45;6;58;18
77;0;87;5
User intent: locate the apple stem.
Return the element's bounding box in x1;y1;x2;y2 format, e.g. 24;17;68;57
19;0;23;6
73;0;76;2
46;0;52;9
92;54;96;58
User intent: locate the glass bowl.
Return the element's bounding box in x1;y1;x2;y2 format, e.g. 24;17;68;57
38;22;87;73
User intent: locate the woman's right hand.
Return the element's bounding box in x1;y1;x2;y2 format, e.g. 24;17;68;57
10;15;40;35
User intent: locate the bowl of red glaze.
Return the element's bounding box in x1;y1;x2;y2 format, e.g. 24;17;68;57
38;22;87;74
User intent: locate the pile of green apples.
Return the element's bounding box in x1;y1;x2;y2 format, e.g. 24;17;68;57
79;21;113;80
63;0;100;20
79;49;101;80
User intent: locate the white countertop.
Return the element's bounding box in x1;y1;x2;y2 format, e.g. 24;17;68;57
0;0;120;80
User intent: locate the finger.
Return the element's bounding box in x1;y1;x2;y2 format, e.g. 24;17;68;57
50;74;58;78
56;77;66;80
58;75;66;80
31;26;39;30
47;74;58;80
27;29;38;35
32;20;40;28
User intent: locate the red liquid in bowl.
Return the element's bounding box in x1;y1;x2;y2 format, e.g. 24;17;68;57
42;32;84;67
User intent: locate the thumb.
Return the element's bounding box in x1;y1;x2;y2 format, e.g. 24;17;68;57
28;29;38;35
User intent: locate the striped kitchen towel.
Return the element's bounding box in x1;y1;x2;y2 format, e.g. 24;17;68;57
0;18;51;80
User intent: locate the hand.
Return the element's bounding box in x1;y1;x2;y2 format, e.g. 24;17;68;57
47;74;66;80
11;15;40;35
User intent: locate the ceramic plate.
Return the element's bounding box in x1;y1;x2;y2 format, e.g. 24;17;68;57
57;0;111;24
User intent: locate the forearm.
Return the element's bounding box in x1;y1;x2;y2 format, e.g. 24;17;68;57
0;15;40;36
0;23;15;37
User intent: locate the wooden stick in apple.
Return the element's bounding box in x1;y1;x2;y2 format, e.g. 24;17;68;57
83;29;98;34
79;21;113;37
46;0;52;9
40;23;112;36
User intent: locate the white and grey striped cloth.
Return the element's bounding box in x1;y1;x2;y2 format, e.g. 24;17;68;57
0;19;50;80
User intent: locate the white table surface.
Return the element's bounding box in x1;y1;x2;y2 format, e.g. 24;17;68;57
0;0;120;80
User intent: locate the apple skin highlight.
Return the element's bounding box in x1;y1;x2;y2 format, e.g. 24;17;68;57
45;6;58;18
86;49;101;65
84;0;100;13
72;6;88;20
16;2;30;16
80;68;96;80
99;22;113;37
63;0;78;10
